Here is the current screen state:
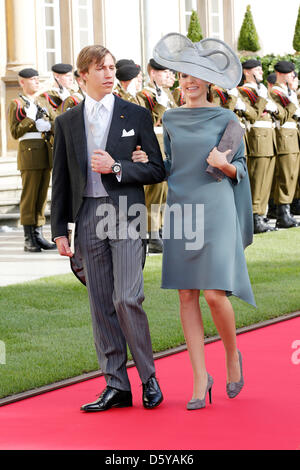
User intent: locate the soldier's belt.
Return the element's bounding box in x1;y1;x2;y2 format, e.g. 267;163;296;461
19;132;43;141
251;121;274;129
281;122;297;129
154;127;163;135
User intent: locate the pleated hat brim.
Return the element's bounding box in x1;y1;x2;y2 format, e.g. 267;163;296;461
153;33;242;90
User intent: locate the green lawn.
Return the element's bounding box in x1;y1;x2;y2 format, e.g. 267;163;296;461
0;228;299;399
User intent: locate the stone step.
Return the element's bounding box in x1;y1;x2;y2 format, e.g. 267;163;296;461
0;155;18;173
0;154;52;220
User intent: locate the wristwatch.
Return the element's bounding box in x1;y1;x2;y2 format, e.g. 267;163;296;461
111;161;121;174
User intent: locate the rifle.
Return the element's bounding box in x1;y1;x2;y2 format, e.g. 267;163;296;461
153;80;161;97
254;74;261;90
286;80;292;96
54;77;64;93
19;94;52;141
19;94;50;120
78;86;85;98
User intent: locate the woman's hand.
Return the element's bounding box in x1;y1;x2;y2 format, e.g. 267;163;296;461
131;145;149;163
206;147;232;170
207;147;237;179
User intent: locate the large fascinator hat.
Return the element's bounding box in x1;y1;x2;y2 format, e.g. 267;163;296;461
153;33;242;89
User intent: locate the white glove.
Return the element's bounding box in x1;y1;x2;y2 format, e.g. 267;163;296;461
227;88;238;97
234;97;246;111
265;99;278;113
35;118;51;132
57;87;70;101
257;84;268;99
289;91;299;106
127;78;137;97
156;89;169;107
293;108;300;118
24;101;37;120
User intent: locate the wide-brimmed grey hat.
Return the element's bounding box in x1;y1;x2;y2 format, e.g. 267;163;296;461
153;33;242;89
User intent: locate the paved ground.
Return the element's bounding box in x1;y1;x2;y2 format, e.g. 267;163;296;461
0;225;70;286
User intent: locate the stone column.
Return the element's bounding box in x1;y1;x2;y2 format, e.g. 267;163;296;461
60;0;73;64
0;0;7;156
93;0;106;46
198;0;209;38
5;0;37;74
223;0;235;49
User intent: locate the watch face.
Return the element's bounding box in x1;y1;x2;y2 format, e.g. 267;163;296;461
112;163;121;173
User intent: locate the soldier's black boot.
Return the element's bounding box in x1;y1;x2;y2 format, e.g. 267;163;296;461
276;204;299;228
23;225;42;252
267;198;277;219
147;231;163;253
290;198;300;215
34;226;56;250
253;214;275;233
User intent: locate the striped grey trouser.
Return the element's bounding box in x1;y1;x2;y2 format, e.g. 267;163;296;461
77;197;156;391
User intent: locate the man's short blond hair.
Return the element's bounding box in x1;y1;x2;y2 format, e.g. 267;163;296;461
76;45;116;74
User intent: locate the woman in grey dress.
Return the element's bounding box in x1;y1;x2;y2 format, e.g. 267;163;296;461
153;34;256;409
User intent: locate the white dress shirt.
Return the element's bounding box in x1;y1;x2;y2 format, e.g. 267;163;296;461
83;93;115;197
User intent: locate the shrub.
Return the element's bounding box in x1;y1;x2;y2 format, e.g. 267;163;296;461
187;10;203;43
293;6;300;52
238;5;260;52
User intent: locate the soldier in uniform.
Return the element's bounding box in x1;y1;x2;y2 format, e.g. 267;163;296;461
265;73;279;218
113;59;143;105
165;69;176;88
267;73;277;91
209;83;257;165
172;84;185;106
137;59;177;252
270;61;300;228
291;70;300;216
60;70;86;113
210;85;237;110
39;63;74;115
238;59;279;233
8;68;56;251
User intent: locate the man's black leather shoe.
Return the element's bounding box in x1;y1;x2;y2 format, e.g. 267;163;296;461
80;386;132;412
142;376;163;409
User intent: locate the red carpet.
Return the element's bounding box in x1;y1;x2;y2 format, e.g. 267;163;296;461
1;316;300;450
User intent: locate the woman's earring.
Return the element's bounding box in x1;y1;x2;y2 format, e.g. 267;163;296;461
207;84;212;102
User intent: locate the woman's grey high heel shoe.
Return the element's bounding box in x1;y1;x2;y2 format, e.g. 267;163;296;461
226;350;244;399
187;373;214;410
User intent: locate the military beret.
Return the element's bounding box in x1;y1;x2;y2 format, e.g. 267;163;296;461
274;61;295;73
116;63;141;81
18;68;39;78
267;73;276;84
116;59;135;69
242;59;262;69
52;63;73;74
149;58;168;71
